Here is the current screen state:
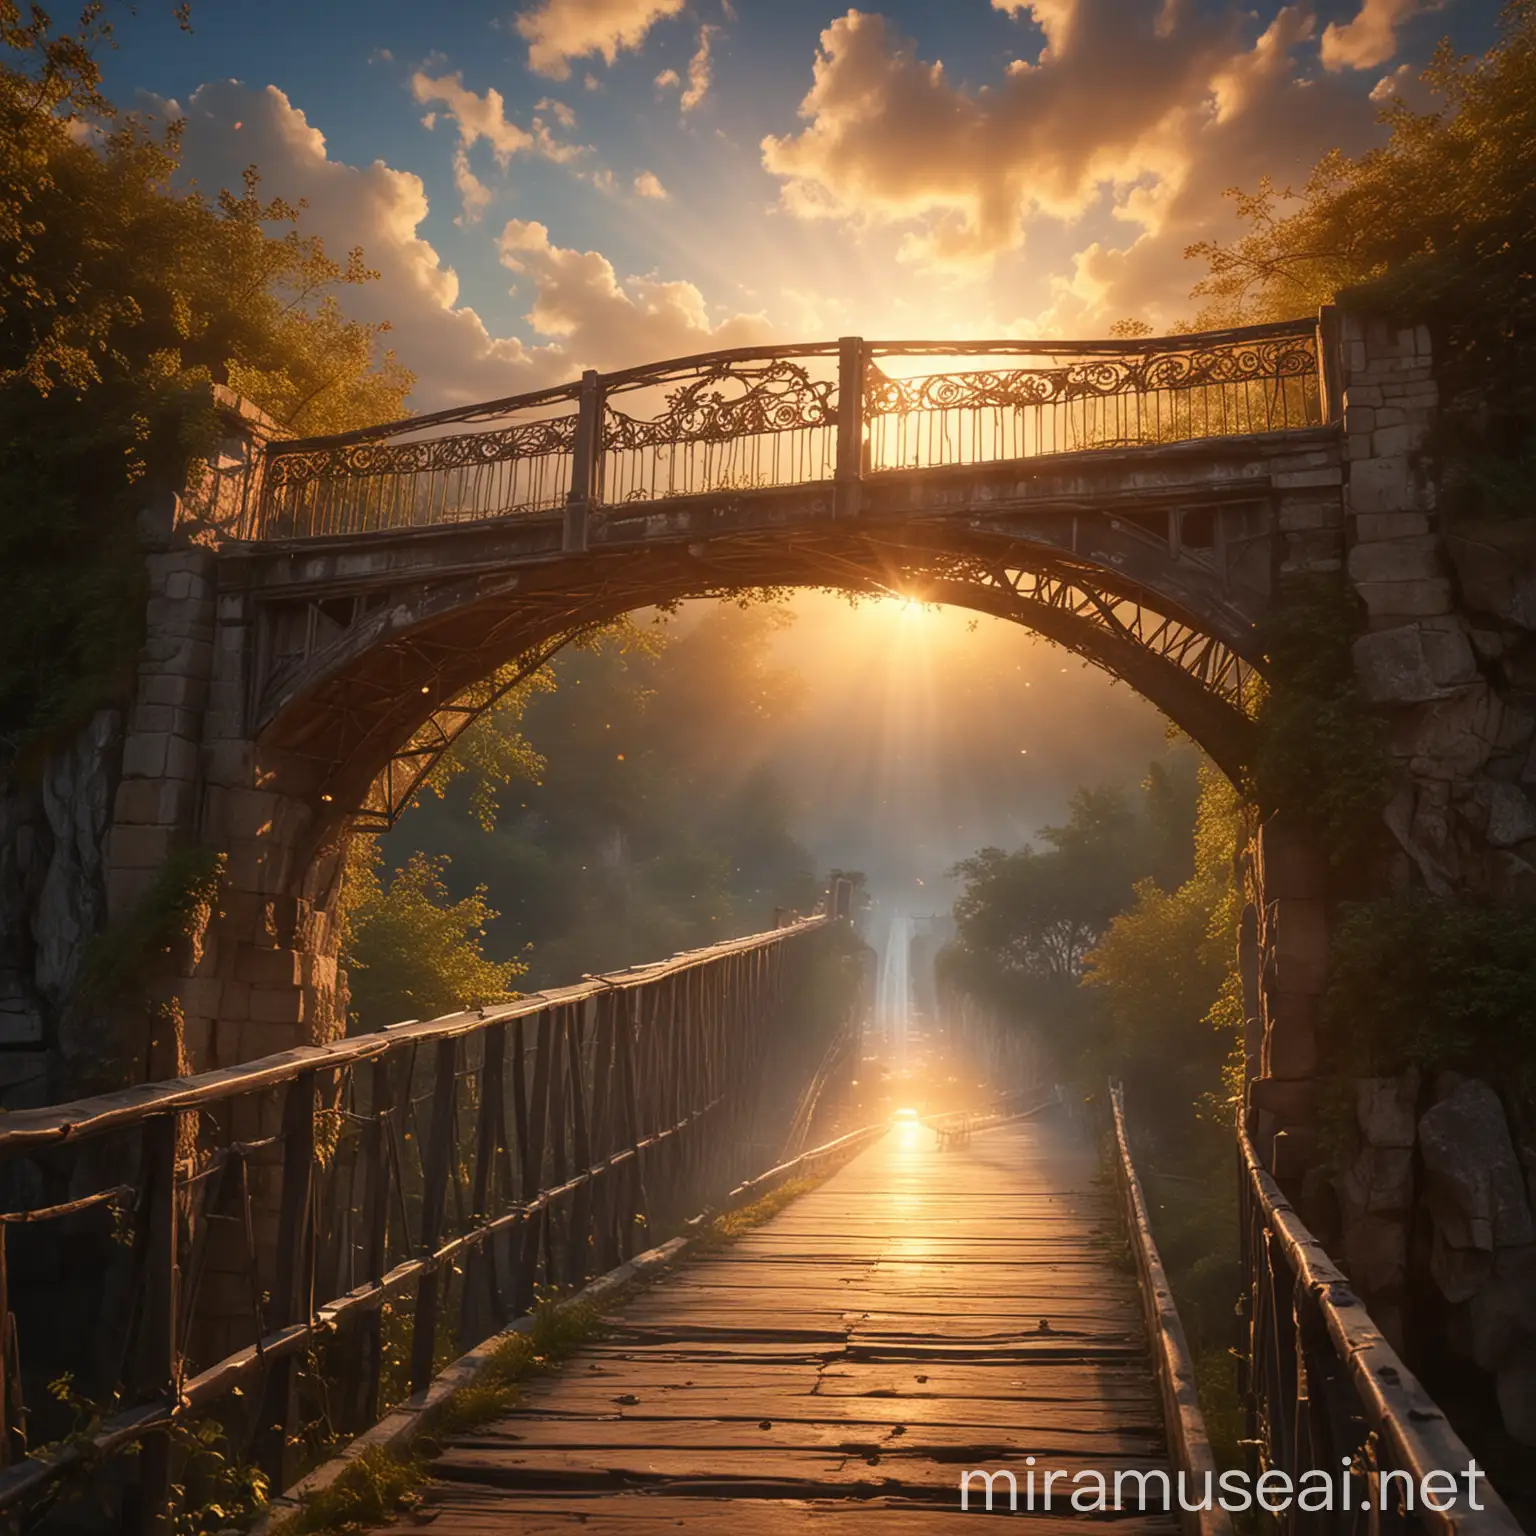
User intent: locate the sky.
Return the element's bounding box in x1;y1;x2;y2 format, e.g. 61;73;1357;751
94;0;1496;922
96;0;1498;413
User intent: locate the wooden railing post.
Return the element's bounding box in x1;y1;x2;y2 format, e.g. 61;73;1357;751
514;1012;555;1314
254;1072;317;1491
124;1113;180;1535
564;369;603;554
349;1056;394;1432
410;1039;461;1394
0;1226;15;1470
614;1000;645;1259
461;1022;507;1349
835;337;865;518
564;1007;594;1288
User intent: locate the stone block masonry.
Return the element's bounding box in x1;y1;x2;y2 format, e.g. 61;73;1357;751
1324;310;1536;1445
1337;310;1536;900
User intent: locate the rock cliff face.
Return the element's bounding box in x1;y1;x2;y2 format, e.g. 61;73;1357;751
0;710;123;1104
1325;311;1536;1454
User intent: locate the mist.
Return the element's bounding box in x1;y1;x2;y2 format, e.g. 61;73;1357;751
745;592;1174;918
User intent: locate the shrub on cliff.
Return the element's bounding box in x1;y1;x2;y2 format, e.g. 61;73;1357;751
1190;1;1536;515
0;4;412;774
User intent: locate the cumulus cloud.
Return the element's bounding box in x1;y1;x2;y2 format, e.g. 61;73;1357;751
451;146;493;225
634;169;669;198
410;70;533;162
538;97;579;128
681;25;716;110
763;2;1380;324
1321;0;1439;72
656;25;715;109
990;0;1086;54
516;0;686;81
412;70;585;164
762;6;1246;267
148;81;770;408
499;219;773;366
412;71;585;218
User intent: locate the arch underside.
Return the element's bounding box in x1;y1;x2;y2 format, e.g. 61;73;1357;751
258;522;1261;846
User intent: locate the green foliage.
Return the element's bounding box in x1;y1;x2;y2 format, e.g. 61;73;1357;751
939;762;1200;1060
0;5;412;771
1083;765;1244;1119
270;1299;607;1536
1321;892;1536;1076
389;604;820;988
1248;580;1391;870
1189;3;1536;511
268;1446;430;1536
39;1373;271;1534
415;665;554;832
170;1418;272;1536
79;844;224;997
341;843;524;1032
704;1175;825;1246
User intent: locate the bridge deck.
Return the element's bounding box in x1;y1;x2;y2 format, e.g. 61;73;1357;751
390;1109;1181;1532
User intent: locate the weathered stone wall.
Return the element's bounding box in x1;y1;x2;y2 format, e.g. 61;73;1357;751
1342;312;1536;897
1228;310;1536;1455
1327;311;1536;1448
0;711;122;1103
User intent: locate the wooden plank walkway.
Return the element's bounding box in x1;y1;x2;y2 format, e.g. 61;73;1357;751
394;1108;1181;1531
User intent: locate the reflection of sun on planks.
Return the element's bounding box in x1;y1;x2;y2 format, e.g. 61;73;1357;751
371;1111;1181;1532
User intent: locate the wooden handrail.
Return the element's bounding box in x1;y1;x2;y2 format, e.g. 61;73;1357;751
1238;1121;1523;1536
0;916;825;1152
1110;1081;1233;1536
0;913;839;1522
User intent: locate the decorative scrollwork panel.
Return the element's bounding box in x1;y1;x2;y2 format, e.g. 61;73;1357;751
253;414;580;539
865;333;1321;473
603;358;838;505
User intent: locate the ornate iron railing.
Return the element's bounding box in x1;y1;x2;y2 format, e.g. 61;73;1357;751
0;917;834;1530
239;321;1326;541
253;382;583;539
1239;1122;1523;1536
864;326;1321;473
601;344;840;505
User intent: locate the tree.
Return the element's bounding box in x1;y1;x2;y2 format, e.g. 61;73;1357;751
341;844;523;1032
0;4;412;770
1188;3;1536;508
938;770;1197;1059
385;604;821;986
1082;764;1245;1116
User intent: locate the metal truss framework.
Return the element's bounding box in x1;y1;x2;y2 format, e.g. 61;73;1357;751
277;533;1260;833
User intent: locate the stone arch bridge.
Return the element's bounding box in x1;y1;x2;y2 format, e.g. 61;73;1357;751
105;311;1447;1163
14;305;1530;1522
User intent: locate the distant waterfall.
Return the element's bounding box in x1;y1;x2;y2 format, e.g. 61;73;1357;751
875;913;914;1061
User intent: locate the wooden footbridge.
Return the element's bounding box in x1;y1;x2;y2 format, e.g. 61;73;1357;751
0;915;1520;1533
364;1109;1181;1534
